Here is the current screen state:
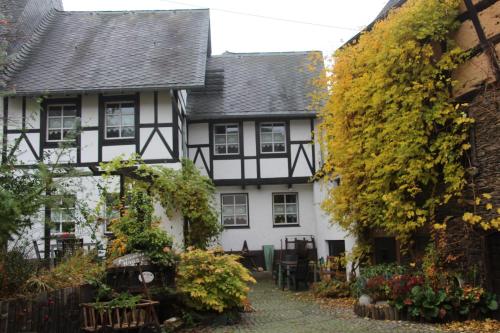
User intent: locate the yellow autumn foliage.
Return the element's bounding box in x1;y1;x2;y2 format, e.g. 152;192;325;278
176;248;256;313
316;0;473;243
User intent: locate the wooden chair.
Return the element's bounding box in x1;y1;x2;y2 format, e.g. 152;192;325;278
288;259;310;290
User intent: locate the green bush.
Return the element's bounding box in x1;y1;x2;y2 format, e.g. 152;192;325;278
176;248;256;313
108;189;175;266
351;263;406;297
312;279;351;298
0;248;39;298
24;251;104;294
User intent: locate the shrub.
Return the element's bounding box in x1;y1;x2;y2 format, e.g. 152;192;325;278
407;284;447;320
108;189;175;266
0;248;39;298
312;279;350;298
24;251;104;294
351;264;406;297
176;248;256;313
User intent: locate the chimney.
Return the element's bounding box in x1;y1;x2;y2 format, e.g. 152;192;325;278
1;0;63;54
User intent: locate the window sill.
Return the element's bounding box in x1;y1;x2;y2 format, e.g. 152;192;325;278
102;138;136;146
43;141;77;148
213;154;242;160
273;224;300;228
259;152;288;158
51;232;76;238
223;225;250;229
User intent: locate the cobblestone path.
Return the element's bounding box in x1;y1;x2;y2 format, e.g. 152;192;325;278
208;275;447;333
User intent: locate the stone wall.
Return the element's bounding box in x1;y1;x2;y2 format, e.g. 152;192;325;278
441;83;500;286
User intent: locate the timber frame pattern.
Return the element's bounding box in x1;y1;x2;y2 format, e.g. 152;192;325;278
187;117;316;187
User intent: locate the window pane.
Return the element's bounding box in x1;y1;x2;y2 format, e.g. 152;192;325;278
286;195;297;203
273;125;285;134
122;115;134;126
121;104;135;114
51;223;61;233
63;117;75;128
261;125;272;133
62;223;75;233
107;115;121;126
222;206;234;216
261;143;273;152
214;135;226;144
274;195;284;203
121;127;135;138
261;133;272;143
222;195;234;205
235;216;248;225
48;118;61;129
215;126;226;135
235;205;247;215
51;210;61;222
226;125;238;134
106;104;119;114
48;130;61;141
273;132;285;142
63;106;76;116
223;217;234;225
215;145;226;155
286;205;297;214
274;204;285;214
48;107;62;117
227;134;238;144
234;195;246;205
107;127;119;138
274;215;285;224
274;143;285;152
227;145;239;154
62;129;74;140
287;215;298;224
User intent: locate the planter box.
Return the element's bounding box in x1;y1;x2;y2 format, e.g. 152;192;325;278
81;299;160;332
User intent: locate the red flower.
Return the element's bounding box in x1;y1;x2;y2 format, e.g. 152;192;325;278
404;298;413;305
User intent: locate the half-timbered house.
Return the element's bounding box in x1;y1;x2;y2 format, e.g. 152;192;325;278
1;0;353;264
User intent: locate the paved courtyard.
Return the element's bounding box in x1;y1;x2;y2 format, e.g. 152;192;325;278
208;274;447;333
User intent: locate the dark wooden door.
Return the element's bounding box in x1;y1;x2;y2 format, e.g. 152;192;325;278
487;232;500;295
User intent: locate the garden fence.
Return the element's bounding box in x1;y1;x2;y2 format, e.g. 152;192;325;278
0;284;94;333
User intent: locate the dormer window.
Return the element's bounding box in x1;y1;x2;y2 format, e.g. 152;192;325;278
47;104;77;142
214;124;239;155
260;122;286;153
105;102;135;139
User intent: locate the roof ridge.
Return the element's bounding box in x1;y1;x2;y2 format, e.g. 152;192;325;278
62;8;209;14
214;50;322;57
2;9;60;93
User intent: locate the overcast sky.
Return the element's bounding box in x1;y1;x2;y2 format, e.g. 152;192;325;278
62;0;388;57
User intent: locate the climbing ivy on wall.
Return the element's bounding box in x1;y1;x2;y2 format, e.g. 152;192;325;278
101;156;222;249
317;0;473;245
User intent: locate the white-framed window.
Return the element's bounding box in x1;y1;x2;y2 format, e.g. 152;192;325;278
50;197;76;234
103;193;120;234
214;124;239;155
272;193;299;225
221;194;248;227
260;122;286;153
47;104;77;142
105;102;135;139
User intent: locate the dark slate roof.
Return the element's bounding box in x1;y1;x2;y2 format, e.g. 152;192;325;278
186;51;322;120
4;9;210;94
2;0;63;55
